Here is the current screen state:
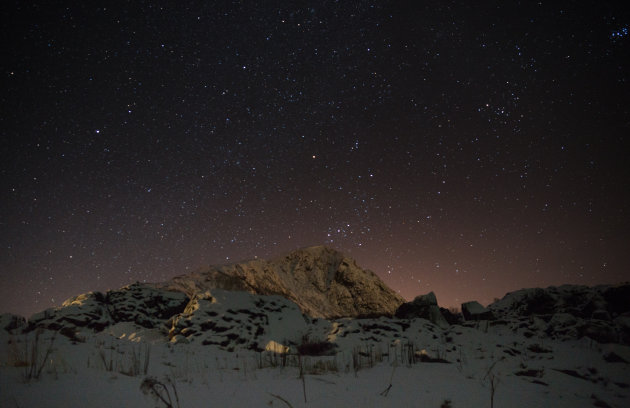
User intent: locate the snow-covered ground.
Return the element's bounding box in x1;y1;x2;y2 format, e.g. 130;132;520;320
2;317;629;408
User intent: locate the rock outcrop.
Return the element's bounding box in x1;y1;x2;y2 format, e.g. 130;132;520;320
27;283;189;336
168;289;309;350
488;283;630;344
394;292;449;328
154;246;405;319
461;301;494;321
15;247;404;342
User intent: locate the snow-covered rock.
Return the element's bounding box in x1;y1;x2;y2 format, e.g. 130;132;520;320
265;340;290;353
107;283;189;329
488;284;630;344
169;289;309;351
29;291;112;332
461;301;494;321
154;246;405;319
27;284;188;337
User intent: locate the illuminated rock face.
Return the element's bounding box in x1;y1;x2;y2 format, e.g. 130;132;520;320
156;246;406;319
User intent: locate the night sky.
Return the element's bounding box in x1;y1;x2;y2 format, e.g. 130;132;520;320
2;1;629;318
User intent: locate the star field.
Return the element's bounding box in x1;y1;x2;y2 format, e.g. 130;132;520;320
2;1;629;317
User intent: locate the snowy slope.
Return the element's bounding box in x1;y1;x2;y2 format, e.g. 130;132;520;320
2;307;629;407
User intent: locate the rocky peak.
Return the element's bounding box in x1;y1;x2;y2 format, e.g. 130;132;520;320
154;246;405;319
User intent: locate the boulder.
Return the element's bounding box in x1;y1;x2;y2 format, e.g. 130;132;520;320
578;320;619;344
546;313;580;340
461;301;495;321
265;340;290;354
395;292;449;328
440;307;463;325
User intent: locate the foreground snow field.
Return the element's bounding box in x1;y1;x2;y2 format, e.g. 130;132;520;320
1;319;628;408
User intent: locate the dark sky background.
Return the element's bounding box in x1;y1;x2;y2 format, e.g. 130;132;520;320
2;1;629;317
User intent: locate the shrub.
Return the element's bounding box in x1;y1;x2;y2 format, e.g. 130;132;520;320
296;336;336;356
20;330;56;382
140;376;180;408
310;359;338;374
527;344;552;354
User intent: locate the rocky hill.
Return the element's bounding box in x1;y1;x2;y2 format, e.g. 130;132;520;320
4;248;629;351
152;245;405;319
7;246;405;347
487;284;630;344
